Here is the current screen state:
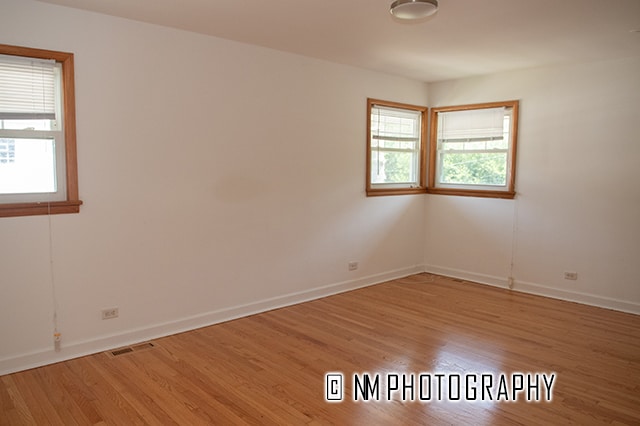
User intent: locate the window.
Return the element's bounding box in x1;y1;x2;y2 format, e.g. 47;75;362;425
429;101;519;199
366;98;427;196
0;44;81;217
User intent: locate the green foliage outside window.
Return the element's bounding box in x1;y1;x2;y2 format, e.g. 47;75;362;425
383;151;413;183
440;152;506;186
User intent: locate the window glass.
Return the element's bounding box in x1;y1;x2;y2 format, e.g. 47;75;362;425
0;44;81;217
367;99;427;196
429;101;519;199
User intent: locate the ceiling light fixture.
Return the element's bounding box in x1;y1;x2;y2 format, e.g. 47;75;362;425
390;0;438;20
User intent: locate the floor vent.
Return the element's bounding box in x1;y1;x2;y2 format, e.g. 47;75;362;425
110;347;133;356
107;342;156;357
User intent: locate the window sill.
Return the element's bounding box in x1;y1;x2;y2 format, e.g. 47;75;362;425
0;200;83;218
427;188;515;199
367;187;428;197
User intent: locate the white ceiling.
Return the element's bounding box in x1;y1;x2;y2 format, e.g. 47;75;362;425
37;0;640;82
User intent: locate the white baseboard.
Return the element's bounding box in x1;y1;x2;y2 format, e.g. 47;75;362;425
0;265;423;376
423;264;640;316
423;265;510;289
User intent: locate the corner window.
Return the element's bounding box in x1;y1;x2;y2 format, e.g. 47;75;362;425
429;101;519;199
0;44;81;217
366;98;427;196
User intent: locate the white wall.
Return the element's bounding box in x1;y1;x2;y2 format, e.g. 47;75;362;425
424;57;640;314
0;0;428;374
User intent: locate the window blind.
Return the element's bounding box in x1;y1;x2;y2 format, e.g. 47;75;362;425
0;54;57;120
371;105;421;146
438;107;505;143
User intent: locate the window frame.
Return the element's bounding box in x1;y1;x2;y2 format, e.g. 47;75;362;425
428;100;519;199
366;98;428;197
0;44;81;217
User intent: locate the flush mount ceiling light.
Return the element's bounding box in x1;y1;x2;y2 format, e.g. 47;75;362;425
390;0;438;20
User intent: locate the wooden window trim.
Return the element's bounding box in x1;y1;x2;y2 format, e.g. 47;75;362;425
366;98;428;197
0;44;82;217
428;100;519;200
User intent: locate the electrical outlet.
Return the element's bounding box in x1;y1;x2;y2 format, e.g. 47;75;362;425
348;261;358;271
102;307;119;320
564;272;578;281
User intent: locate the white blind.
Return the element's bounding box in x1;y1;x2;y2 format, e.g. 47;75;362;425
0;54;57;120
371;105;421;147
438;107;505;142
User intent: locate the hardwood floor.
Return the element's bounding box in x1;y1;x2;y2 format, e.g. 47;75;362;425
2;273;640;425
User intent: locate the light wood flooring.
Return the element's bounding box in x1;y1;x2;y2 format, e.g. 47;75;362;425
1;273;640;425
